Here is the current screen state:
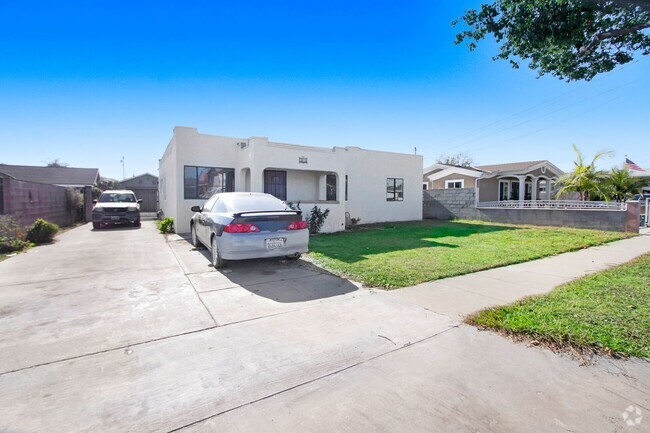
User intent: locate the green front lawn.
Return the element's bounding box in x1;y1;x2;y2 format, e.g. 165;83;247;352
307;220;629;288
467;253;650;358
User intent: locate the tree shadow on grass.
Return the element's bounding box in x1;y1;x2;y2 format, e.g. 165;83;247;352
309;220;522;264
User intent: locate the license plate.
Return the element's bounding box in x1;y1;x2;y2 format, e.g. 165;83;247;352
111;216;120;221
265;238;285;249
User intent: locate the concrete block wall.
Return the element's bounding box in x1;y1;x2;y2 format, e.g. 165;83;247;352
1;177;73;229
423;189;479;220
423;189;638;233
476;208;633;232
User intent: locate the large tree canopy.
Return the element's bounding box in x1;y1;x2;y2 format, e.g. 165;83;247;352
453;0;650;81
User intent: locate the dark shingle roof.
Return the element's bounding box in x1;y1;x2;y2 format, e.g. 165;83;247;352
474;160;546;173
0;164;100;186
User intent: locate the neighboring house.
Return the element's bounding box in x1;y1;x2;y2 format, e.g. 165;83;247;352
118;173;158;212
474;160;564;205
0;164;99;227
423;164;485;190
159;126;423;234
422;160;640;232
629;167;650;194
0;164;100;187
423;160;564;205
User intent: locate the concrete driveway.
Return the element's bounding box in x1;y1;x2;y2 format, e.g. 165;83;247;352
0;222;648;432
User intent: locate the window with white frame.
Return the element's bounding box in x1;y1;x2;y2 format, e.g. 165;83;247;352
499;180;510;201
445;179;464;189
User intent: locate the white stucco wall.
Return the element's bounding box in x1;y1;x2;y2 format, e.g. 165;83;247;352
285;170;319;202
344;147;423;225
159;127;423;234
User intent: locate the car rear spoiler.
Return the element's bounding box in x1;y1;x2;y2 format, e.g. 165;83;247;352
233;210;303;217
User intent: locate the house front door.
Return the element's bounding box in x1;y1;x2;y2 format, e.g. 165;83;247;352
510;181;520;201
264;170;287;201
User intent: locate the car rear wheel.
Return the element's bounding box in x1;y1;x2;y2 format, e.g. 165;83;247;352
92;222;100;230
285;253;301;260
211;236;226;268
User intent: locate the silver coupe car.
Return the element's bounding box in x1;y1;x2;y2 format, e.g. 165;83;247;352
190;192;309;268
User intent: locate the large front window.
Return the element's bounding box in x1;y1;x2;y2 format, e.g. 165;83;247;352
184;166;235;199
386;178;404;201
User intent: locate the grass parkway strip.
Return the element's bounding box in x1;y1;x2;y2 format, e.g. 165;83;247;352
467;252;650;358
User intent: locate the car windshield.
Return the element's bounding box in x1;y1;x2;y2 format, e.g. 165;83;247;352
222;195;290;213
99;193;136;203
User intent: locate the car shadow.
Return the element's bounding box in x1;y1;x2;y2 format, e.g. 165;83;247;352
180;235;359;303
92;225;141;231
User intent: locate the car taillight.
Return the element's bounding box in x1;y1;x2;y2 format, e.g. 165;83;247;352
224;223;260;233
287;220;308;230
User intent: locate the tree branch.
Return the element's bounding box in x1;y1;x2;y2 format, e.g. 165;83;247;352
580;22;650;54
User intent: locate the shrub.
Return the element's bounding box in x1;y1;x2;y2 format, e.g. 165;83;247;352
66;189;84;223
157;217;175;234
0;215;29;253
0;237;30;253
307;206;330;234
26;219;59;244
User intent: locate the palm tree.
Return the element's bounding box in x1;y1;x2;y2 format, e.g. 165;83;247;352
555;144;612;201
603;166;642;202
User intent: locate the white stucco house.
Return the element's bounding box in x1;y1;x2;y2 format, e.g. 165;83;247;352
158;127;423;234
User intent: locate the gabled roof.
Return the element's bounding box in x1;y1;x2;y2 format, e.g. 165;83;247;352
423;164;484;181
475;160;564;178
423;163;485;176
474;160;546;173
120;173;158;182
0;164;100;187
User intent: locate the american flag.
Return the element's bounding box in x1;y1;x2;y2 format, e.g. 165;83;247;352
625;158;646;172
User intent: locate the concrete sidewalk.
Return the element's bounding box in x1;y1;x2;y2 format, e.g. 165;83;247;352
389;228;650;319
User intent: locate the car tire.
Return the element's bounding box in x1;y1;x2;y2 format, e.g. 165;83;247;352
92;222;100;230
211;236;226;268
134;220;141;227
285;253;301;260
191;225;201;248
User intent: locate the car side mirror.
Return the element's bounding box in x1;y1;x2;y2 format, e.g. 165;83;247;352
191;206;201;212
137;199;143;203
92;199;97;204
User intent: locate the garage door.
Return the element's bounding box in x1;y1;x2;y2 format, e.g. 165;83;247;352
132;189;158;212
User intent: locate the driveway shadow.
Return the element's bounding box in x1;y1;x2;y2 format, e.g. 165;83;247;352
177;236;358;303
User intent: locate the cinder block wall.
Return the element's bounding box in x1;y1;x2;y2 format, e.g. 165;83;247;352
423;188;479;220
2;178;73;228
475;207;633;232
423;189;638;233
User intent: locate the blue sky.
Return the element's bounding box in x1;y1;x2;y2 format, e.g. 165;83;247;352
0;0;648;180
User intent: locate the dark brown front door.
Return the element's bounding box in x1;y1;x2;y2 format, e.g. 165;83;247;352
264;170;287;201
